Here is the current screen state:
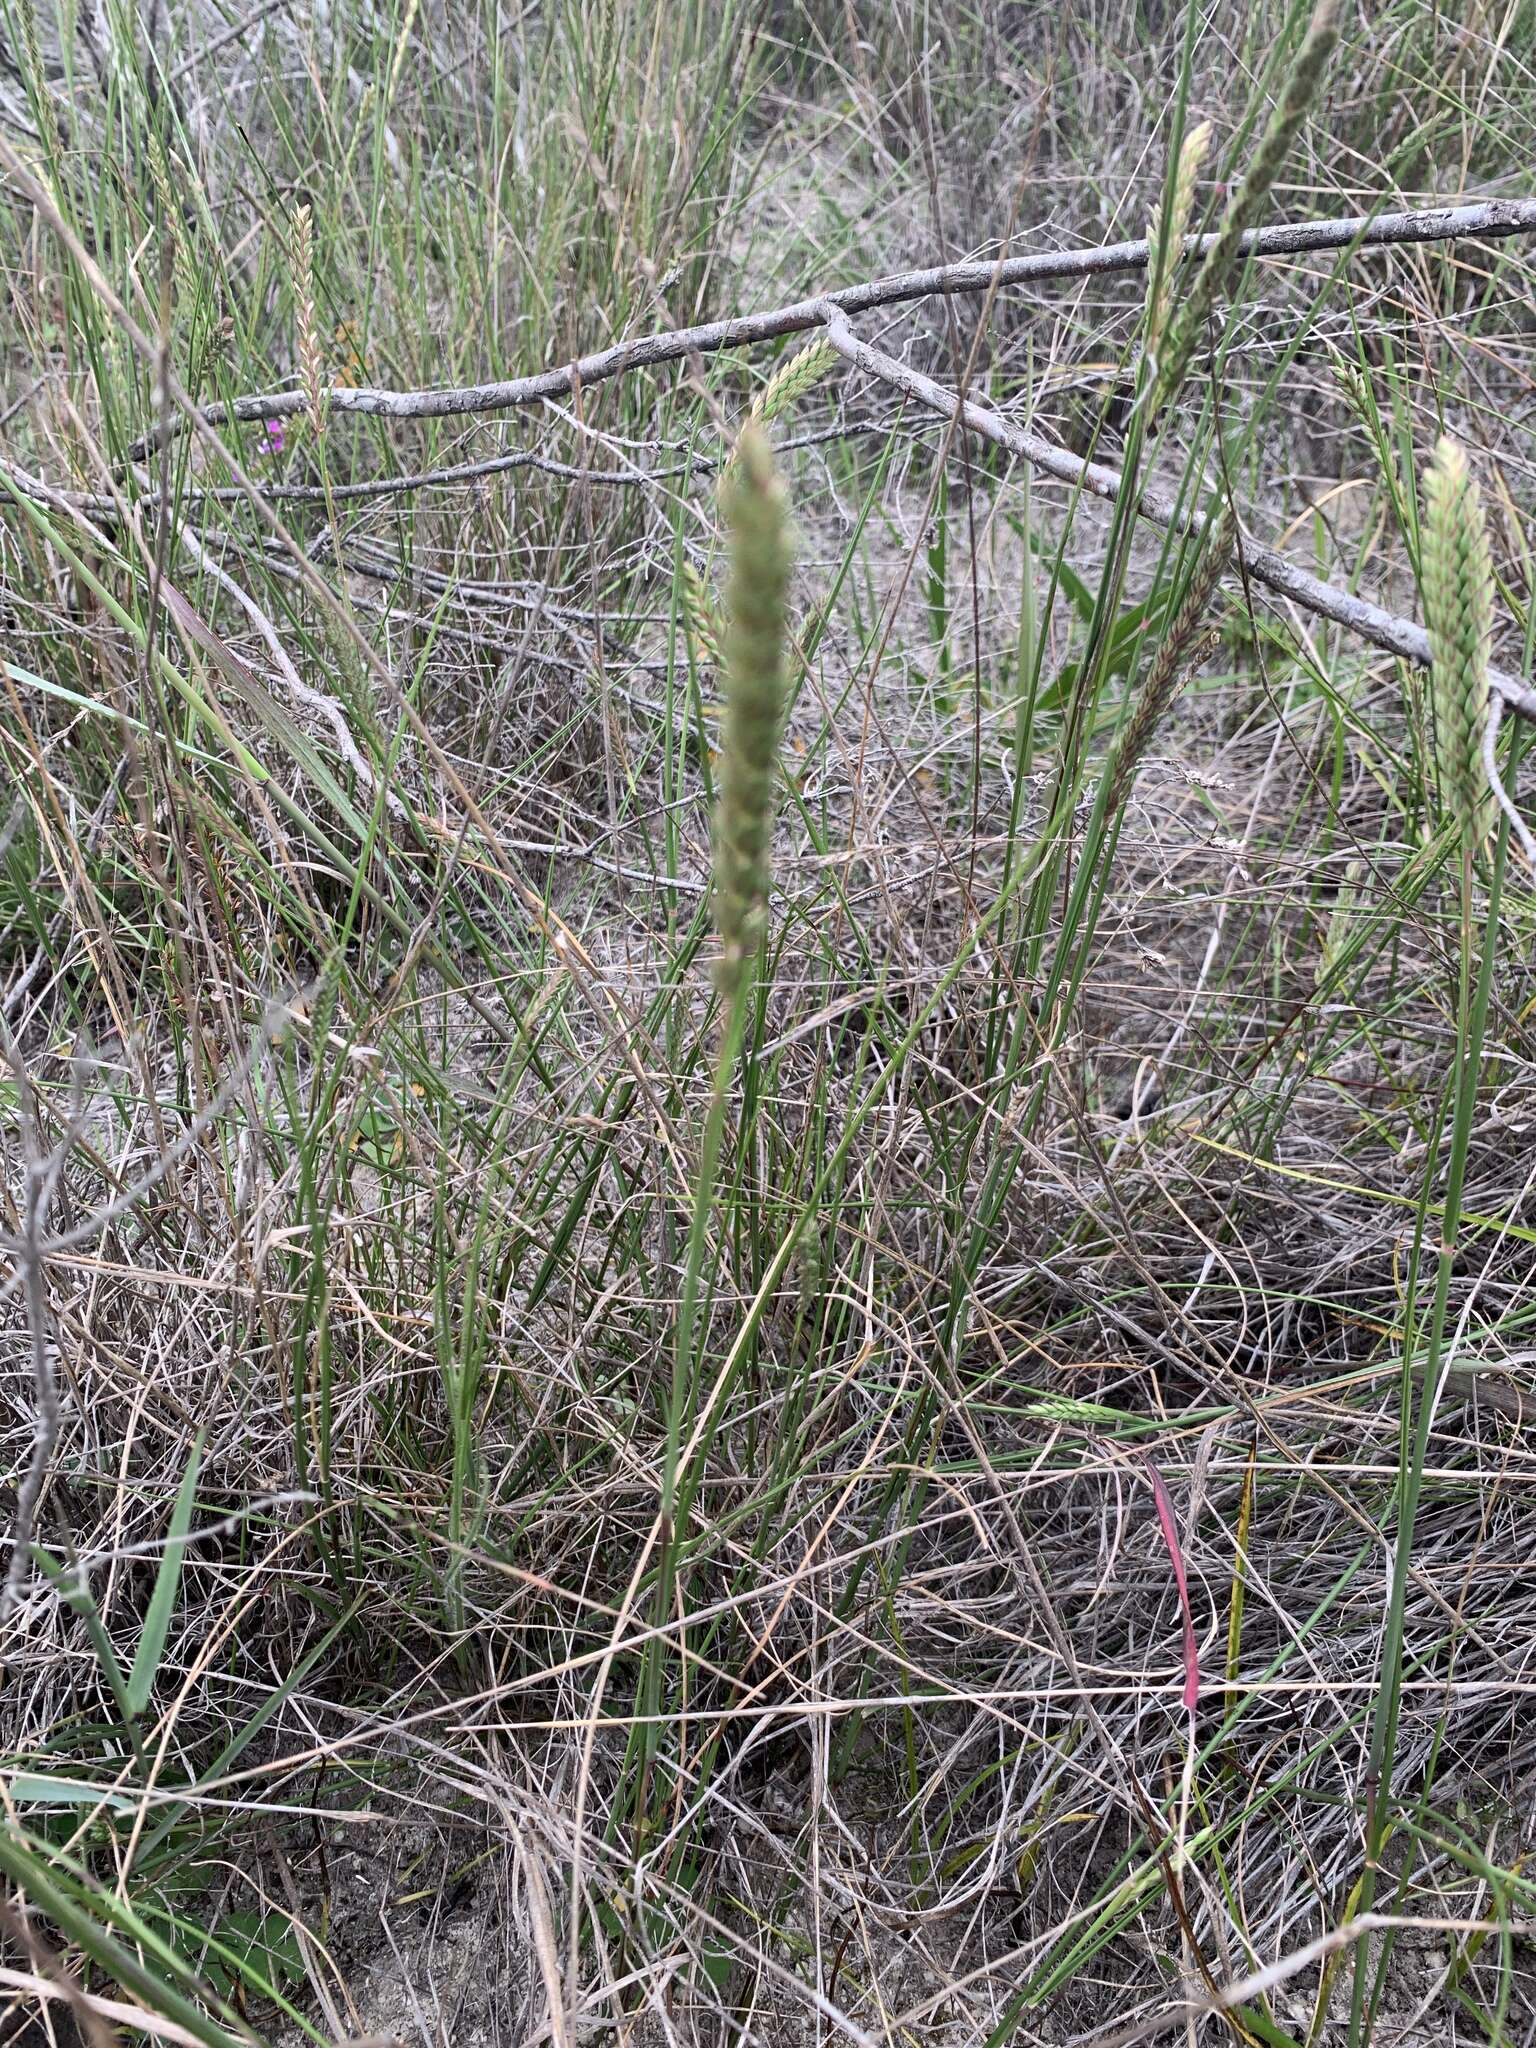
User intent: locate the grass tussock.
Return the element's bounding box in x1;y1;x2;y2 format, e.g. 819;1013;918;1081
3;3;1536;2046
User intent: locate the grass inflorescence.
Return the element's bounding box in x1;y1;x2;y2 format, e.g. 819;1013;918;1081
1421;435;1495;850
711;421;794;1004
1153;0;1341;417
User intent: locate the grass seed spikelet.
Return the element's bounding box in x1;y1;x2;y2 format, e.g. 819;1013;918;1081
749;335;836;430
681;559;726;672
1422;435;1495;848
292;203;327;437
1105;505;1234;812
1146;118;1212;358
718;337;837;491
17;0;58;162
712;421;793;1003
1153;0;1340;415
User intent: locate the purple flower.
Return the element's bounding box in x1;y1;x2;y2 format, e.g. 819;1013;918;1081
260;417;285;456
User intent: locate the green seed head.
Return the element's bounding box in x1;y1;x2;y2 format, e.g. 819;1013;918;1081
750;336;836;430
712;422;793;1002
1317;856;1366;989
17;0;58;161
1146;118;1212;356
680;560;725;671
718;338;837;493
1153;0;1339;418
1422;436;1495;849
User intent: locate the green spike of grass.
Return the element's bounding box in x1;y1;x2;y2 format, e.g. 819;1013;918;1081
711;420;793;1004
1421;435;1495;851
1153;0;1341;418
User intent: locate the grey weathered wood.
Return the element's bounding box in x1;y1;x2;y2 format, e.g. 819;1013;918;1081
816;305;1536;720
170;199;1536;434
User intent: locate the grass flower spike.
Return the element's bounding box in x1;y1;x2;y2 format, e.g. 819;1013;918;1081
1422;436;1494;850
680;559;725;671
292;203;327;437
749;335;836;431
717;337;836;492
1153;0;1339;416
712;421;793;1002
1146;118;1212;358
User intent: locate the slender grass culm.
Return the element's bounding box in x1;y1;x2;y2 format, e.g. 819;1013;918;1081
1350;435;1504;2045
1036;0;1339;912
639;421;795;1829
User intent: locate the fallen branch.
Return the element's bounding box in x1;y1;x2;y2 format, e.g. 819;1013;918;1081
10;420;890;514
11;142;1534;718
814;305;1536;722
125;197;1536;446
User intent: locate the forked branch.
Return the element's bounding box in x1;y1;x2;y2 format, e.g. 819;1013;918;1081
812;306;1536;722
129;197;1536;438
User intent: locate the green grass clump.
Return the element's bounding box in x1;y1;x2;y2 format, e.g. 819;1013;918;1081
3;3;1536;2045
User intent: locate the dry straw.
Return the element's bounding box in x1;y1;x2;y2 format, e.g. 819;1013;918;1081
1422;436;1495;849
711;422;793;1002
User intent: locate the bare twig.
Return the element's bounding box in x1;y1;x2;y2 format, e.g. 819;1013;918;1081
1481;694;1536;864
10;137;1534;719
814;305;1536;722
164;0;292;83
115;198;1536;447
5;419;893;515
